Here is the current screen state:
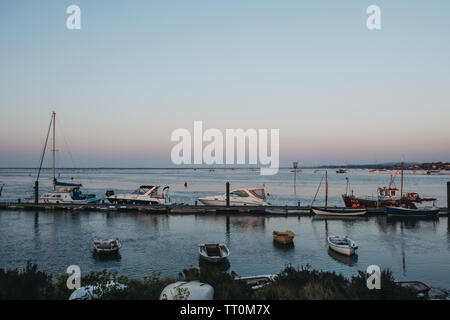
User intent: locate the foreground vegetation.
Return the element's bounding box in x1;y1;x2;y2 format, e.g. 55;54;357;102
0;262;423;300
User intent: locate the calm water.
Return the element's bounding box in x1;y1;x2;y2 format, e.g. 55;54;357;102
1;168;450;295
0;210;449;294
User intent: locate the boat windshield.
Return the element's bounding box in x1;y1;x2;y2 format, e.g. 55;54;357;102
249;188;265;199
132;186;158;195
230;190;249;197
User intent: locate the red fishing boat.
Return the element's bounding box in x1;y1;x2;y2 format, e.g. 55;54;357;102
342;170;436;209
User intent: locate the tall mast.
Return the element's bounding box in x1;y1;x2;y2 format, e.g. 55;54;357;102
325;169;328;209
400;160;404;206
52;111;56;191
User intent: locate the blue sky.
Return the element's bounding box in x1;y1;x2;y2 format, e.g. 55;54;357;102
0;0;449;167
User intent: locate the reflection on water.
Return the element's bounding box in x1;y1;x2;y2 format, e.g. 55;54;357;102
93;252;122;261
199;258;230;273
327;248;358;267
0;210;449;292
272;241;295;251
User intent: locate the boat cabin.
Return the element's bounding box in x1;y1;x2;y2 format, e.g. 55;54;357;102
132;185;160;196
231;188;266;200
378;187;398;199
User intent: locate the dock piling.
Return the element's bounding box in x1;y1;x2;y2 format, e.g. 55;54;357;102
447;181;450;213
34;181;39;204
226;182;230;207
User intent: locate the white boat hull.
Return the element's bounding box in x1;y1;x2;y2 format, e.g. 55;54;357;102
312;208;367;216
327;236;358;256
199;244;230;263
107;195;166;205
198;197;267;206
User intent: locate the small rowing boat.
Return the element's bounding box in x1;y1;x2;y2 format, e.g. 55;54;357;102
199;244;230;263
312;207;367;216
92;238;121;254
327;236;358;256
272;230;295;245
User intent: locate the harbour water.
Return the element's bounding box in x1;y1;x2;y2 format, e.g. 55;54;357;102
0;168;448;206
0;168;449;294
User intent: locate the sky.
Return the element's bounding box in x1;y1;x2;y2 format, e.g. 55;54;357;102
0;0;449;167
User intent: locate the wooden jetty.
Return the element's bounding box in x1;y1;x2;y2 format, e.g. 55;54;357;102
0;202;447;216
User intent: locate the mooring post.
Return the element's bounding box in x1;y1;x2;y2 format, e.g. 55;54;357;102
34;181;39;204
226;182;230;207
447;181;450;213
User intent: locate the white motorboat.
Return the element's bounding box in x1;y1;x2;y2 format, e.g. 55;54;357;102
198;187;269;206
198;243;230;263
160;281;214;300
327;236;358;256
92;238;122;254
106;185;169;205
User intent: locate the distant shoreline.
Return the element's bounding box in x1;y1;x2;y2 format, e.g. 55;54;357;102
0;162;449;171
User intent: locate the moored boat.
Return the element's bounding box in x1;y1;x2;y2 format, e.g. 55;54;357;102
311;171;366;216
272;230;295;245
92;238;121;254
312;207;367;216
198;244;230;263
342;174;435;209
198;187;269;206
327;236;358;256
106;185;169;205
386;206;440;217
26;112;97;204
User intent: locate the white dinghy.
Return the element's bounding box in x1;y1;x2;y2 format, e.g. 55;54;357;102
198;244;230;263
327;236;358;256
159;280;214;300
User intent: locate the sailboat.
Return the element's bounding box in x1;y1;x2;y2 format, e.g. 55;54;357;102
311;170;367;216
386;161;439;217
26;112;97;204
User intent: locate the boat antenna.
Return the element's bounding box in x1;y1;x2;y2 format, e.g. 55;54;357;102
34;113;53;203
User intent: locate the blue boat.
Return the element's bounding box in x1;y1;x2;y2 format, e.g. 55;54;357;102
386;206;440;217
